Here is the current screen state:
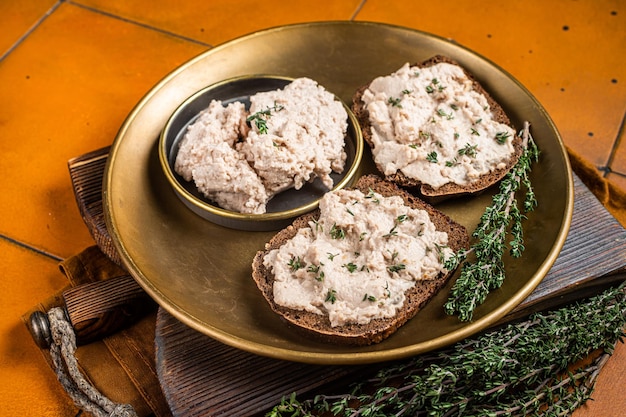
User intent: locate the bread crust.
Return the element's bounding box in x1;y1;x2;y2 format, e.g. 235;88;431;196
351;55;524;202
251;175;469;345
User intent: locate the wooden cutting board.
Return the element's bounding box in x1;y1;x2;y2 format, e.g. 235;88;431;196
68;147;626;416
153;173;626;417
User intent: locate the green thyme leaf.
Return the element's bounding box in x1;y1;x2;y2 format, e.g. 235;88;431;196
365;189;380;204
387;263;406;273
329;224;346;240
287;256;303;271
325;289;337;304
458;143;478;157
246;102;284;134
342;262;358;273
388;97;402;107
496;131;512;144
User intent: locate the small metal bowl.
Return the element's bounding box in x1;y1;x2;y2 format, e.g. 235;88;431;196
159;75;364;231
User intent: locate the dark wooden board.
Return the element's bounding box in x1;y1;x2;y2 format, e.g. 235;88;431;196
153;174;626;417
68;148;626;417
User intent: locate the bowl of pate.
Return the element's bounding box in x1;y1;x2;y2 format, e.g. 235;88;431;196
159;75;364;231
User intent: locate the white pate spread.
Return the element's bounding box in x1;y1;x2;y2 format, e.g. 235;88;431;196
262;188;453;327
175;78;348;214
361;62;516;189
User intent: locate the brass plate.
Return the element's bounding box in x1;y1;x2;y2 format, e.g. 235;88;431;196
104;21;573;365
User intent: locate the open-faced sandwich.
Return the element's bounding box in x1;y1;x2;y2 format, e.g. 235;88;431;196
251;175;469;345
352;55;523;201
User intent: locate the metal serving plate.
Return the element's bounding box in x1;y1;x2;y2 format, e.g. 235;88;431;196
104;21;573;365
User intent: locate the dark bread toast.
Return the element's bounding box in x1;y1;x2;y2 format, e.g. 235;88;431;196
251;174;469;345
352;55;524;202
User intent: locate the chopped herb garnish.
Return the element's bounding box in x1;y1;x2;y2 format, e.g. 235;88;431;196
383;226;398;238
458;143;478;157
388;97;402;107
327;252;338;261
307;264;325;281
342;262;358;273
363;294;377;302
425;78;446;93
365;189;380;204
312;219;322;233
446;158;459;167
325;289;337;304
329;224;346;240
495;131;512;144
434;243;450;264
426;151;439;163
306;264;320;274
437;108;454;120
246;102;284;134
470;127;480;136
288;256;303;271
388;263;406;273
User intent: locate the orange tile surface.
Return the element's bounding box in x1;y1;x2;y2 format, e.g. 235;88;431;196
0;2;206;258
1;1;624;416
357;0;626;167
76;0;364;46
0;241;76;416
0;0;57;58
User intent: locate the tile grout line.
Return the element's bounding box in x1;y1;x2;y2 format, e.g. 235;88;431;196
350;0;368;20
0;1;62;62
67;0;213;48
1;234;64;262
602;109;626;178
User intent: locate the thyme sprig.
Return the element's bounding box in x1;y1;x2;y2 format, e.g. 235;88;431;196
246;102;284;134
267;284;626;417
444;121;540;322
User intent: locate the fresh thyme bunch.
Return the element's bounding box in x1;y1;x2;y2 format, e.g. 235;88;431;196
444;121;540;321
267;284;626;417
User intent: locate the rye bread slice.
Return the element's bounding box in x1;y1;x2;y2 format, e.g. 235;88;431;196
251;174;469;346
351;55;524;202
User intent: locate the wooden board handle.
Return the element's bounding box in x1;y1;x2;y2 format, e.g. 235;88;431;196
29;275;154;348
